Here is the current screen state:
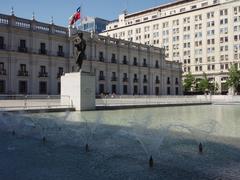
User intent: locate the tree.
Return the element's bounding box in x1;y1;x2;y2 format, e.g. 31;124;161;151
183;72;195;92
227;65;240;95
197;73;210;93
210;82;219;95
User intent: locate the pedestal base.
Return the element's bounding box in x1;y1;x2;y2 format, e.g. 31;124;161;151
61;71;96;111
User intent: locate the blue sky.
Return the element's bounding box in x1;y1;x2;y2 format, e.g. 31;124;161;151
0;0;172;26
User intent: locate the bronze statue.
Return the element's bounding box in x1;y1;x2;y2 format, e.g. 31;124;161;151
74;32;86;71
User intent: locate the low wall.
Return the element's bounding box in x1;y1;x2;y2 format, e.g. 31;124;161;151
96;96;211;108
196;95;240;103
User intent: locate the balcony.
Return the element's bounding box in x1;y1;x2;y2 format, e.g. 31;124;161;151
155;64;159;68
18;47;28;53
156;79;160;84
111;77;117;81
0;69;6;75
143;79;148;83
0;44;6;50
39;49;47;55
57;72;64;78
111;59;116;63
39;72;48;77
123;78;128;82
133;78;138;83
122;60;128;65
57;51;65;57
99;76;105;81
142;63;148;67
18;70;29;76
99;56;104;62
133;62;138;66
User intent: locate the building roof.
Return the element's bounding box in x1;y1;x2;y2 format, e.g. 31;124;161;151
125;0;196;19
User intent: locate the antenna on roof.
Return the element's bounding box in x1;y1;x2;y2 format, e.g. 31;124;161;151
123;9;128;15
123;0;128;15
32;12;35;20
11;6;14;16
51;16;54;24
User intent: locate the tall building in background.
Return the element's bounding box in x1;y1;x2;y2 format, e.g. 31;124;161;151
79;16;110;33
101;0;240;94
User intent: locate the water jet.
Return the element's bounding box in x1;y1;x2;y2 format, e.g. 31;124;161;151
149;155;154;168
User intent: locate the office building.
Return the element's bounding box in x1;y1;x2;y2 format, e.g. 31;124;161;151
101;0;240;93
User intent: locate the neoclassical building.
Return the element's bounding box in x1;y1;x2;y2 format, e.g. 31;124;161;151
0;13;182;95
101;0;240;93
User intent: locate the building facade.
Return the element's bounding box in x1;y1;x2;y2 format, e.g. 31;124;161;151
0;13;182;95
101;0;240;93
79;16;110;33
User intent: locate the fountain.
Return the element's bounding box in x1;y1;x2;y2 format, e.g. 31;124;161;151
0;105;240;179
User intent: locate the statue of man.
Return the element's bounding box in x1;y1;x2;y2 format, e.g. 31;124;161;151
74;32;86;71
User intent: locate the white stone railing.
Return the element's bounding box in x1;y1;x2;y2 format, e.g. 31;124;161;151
96;95;211;107
0;13;68;36
0;95;72;111
0;16;9;25
16;21;31;29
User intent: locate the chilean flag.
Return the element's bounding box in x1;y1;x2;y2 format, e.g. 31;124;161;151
69;7;81;25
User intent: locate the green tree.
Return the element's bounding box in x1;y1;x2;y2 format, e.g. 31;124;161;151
197;73;210;93
183;72;195;92
210;82;219;95
227;65;240;94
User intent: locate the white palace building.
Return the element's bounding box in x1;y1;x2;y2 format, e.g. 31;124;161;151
101;0;240;94
0;13;182;96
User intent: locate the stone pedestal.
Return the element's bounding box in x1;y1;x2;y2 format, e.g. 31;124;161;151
61;71;96;111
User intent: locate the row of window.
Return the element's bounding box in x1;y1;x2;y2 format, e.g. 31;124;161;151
110;3;239;32
0;37;65;57
183;62;238;72
120;18;233;39
98;52;160;68
98;84;179;96
98;71;178;85
0;80;59;94
0;79;179;95
123;0;220;28
0;63;64;78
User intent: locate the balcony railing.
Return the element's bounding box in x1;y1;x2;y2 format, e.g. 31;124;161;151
123;78;128;82
57;51;64;57
156;80;160;84
133;78;138;83
0;44;6;50
122;60;128;65
39;72;48;77
142;63;148;67
99;56;104;62
111;77;117;81
18;47;28;53
155;64;159;68
111;59;117;63
99;76;105;81
57;72;64;78
143;79;148;83
133;62;138;66
39;49;47;55
0;69;6;75
18;70;28;76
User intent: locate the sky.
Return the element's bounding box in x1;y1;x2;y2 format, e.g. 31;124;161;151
0;0;172;27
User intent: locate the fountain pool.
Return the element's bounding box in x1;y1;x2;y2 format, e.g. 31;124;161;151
0;105;240;180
